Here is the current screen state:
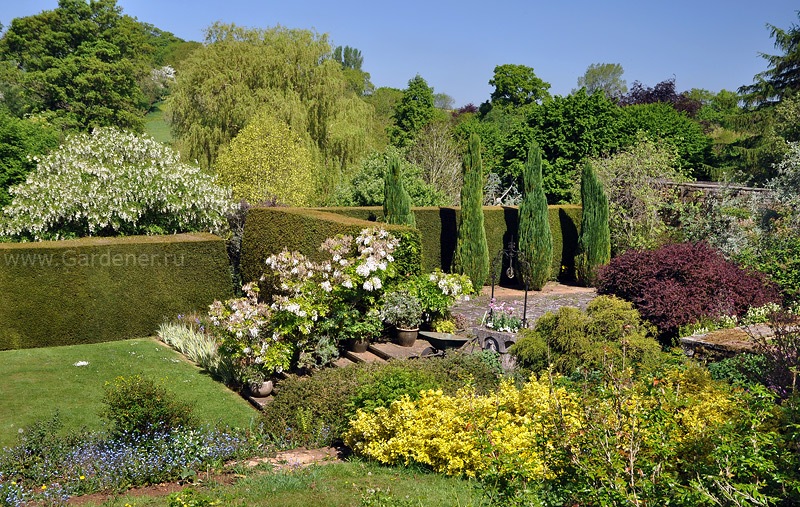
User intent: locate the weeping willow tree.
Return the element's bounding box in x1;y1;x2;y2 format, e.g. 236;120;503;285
452;133;489;288
168;22;376;203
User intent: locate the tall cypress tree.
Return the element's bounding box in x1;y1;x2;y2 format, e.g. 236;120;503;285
383;151;416;226
575;161;611;286
518;141;552;290
452;133;489;288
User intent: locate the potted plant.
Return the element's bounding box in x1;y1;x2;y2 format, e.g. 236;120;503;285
336;308;384;353
380;290;423;346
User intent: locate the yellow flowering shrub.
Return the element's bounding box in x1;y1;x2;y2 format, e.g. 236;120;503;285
345;366;750;492
345;376;582;480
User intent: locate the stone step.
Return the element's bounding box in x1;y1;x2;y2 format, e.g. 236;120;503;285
343;348;387;364
369;339;435;360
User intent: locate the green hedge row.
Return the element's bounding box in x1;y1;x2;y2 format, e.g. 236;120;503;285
324;205;582;281
0;233;233;350
240;207;422;285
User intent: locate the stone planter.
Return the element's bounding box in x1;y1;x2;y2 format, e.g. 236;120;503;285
248;379;274;397
394;327;419;347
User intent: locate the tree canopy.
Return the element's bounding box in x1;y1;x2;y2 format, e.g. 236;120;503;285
0;0;187;131
215;111;316;206
168;23;376;202
389;74;436;148
488;64;551;108
576;63;627;100
740;11;800;106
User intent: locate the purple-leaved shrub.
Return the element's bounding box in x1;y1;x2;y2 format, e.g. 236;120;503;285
597;242;780;338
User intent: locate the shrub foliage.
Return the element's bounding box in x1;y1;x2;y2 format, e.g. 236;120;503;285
597;241;781;337
510;295;661;374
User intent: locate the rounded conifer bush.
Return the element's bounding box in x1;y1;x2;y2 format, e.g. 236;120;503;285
596;242;781;338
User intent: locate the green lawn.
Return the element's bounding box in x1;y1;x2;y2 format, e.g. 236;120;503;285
0;338;259;448
76;460;485;506
144;101;173;145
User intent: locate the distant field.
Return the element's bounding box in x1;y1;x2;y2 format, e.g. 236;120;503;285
144;101;174;145
0;338;259;448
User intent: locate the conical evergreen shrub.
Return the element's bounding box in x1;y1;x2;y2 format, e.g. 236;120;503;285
576;160;611;286
518;142;552;290
383;151;416;227
452;133;489;288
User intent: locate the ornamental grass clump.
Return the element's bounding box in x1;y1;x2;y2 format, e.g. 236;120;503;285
1;127;233;241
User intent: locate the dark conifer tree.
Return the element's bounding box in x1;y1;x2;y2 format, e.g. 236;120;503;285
452;133;489;288
383;151;416;226
518;142;552;290
576;161;611;286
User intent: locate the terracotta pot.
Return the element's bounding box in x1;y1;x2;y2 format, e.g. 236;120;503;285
394;327;419;347
248;379;274;397
346;338;370;353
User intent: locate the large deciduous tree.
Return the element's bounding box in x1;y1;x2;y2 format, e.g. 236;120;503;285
0;0;154;130
407;119;462;205
488;64;551;108
215;110;316;206
452;133;489;288
389;74;436;148
526;89;624;203
576;63;627;100
517;141;552;290
0;109;60;207
619;102;711;178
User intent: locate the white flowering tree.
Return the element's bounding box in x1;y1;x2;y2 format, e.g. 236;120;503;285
1;127;233;240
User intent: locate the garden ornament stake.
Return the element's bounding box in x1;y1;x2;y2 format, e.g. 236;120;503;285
489;239;530;328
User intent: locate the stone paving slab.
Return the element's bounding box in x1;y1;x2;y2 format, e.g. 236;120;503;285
343;348;387;364
369;339;435;360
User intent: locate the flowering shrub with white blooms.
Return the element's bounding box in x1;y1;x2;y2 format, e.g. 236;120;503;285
260;228;400;365
207;283;293;384
1;127;233;241
399;269;474;324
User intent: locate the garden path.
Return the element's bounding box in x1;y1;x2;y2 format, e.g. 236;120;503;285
452;281;597;329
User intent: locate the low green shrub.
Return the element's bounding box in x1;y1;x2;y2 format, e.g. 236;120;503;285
101;375;197;439
260;353;502;449
708;354;768;386
346;367;438;419
509;295;662;375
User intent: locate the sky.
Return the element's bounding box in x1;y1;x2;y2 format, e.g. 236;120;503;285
2;1;799;107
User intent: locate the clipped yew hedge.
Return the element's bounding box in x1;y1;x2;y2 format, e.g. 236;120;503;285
240;207;422;285
324;205;582;281
0;233;233;350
